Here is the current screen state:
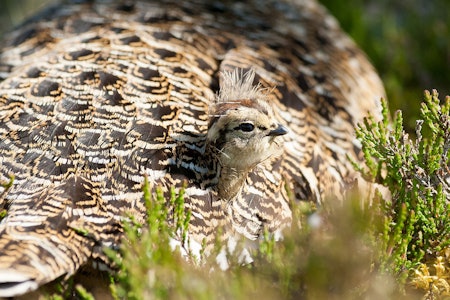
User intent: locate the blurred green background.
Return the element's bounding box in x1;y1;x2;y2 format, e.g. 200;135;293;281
1;0;449;131
0;0;54;35
320;0;450;131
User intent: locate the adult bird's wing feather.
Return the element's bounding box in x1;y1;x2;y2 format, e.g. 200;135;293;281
0;0;385;296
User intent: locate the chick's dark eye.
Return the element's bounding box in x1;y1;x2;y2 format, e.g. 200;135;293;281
236;122;255;132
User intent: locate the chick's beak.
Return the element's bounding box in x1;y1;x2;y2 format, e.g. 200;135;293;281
268;124;288;137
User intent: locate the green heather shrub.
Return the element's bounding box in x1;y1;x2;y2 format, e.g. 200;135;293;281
0;175;14;221
354;90;450;297
106;179;404;300
105;178;192;300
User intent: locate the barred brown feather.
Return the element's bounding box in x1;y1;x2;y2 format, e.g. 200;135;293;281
0;0;384;296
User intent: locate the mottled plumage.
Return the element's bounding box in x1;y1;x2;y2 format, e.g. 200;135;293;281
0;0;384;296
